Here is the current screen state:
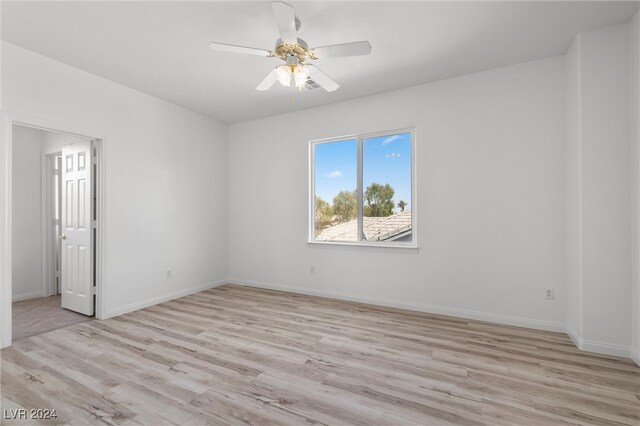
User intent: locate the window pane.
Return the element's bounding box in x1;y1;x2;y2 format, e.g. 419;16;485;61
314;139;357;241
362;132;412;242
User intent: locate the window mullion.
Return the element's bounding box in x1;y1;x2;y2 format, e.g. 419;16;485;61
357;137;363;243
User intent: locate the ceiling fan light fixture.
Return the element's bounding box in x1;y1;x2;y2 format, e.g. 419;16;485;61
276;65;292;87
294;64;309;89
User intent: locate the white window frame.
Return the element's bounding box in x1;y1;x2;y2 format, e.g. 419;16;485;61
308;127;417;249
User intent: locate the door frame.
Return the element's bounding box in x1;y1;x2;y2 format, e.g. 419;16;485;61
0;111;107;348
41;148;62;298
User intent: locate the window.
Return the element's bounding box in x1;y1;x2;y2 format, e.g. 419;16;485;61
310;129;415;247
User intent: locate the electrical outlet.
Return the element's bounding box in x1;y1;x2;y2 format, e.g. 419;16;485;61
545;288;554;300
310;266;315;275
166;270;172;279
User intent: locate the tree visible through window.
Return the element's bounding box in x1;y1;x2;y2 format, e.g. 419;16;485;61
312;139;357;241
311;130;414;245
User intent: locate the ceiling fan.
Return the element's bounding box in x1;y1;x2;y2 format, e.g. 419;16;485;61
208;1;372;92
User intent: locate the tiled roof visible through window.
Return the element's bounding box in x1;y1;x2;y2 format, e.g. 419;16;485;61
317;211;412;242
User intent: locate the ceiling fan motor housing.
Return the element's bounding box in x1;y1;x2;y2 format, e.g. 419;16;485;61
274;38;311;62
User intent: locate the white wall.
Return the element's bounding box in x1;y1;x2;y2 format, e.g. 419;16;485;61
228;56;567;331
11;125;46;300
43;131;88;150
11;125;89;301
1;42;229;346
565;35;582;340
565;23;634;358
629;11;639;364
581;24;631;350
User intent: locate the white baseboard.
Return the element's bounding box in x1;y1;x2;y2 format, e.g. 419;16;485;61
579;339;632;359
632;348;640;367
566;325;581;348
566;325;634;360
104;280;226;319
12;291;44;302
228;278;566;333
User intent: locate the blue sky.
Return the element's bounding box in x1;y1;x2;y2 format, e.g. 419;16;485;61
314;132;412;211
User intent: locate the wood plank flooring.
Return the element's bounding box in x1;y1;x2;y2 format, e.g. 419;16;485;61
1;284;638;425
12;295;92;341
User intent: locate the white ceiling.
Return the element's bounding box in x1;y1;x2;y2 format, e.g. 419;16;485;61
2;1;638;123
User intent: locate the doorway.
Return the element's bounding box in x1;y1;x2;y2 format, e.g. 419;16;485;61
10;124;100;341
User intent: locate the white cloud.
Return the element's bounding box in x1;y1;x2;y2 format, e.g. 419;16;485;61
327;170;342;178
382;134;401;145
385;153;401;158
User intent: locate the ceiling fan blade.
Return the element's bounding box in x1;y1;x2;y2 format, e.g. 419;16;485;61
307;65;339;92
209;42;271;57
310;41;372;59
256;68;279;91
271;2;298;45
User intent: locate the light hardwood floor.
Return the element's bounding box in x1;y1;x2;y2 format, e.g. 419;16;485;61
12;295;92;341
1;284;638;425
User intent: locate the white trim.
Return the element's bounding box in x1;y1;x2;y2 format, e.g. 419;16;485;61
0;111;108;349
12;291;44;302
104;280;226;319
228;278;566;333
356;133;363;240
1;114;13;348
308;140;315;242
632;348;640;367
307;240;419;252
566;325;581;348
95;134;107;321
566;325;634;360
576;340;632;360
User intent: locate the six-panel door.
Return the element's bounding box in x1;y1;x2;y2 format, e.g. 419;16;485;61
60;140;94;316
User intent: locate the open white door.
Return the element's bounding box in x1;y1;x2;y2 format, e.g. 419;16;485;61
60;140;94;316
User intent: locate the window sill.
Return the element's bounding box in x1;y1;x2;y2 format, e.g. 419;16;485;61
307;240;419;253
